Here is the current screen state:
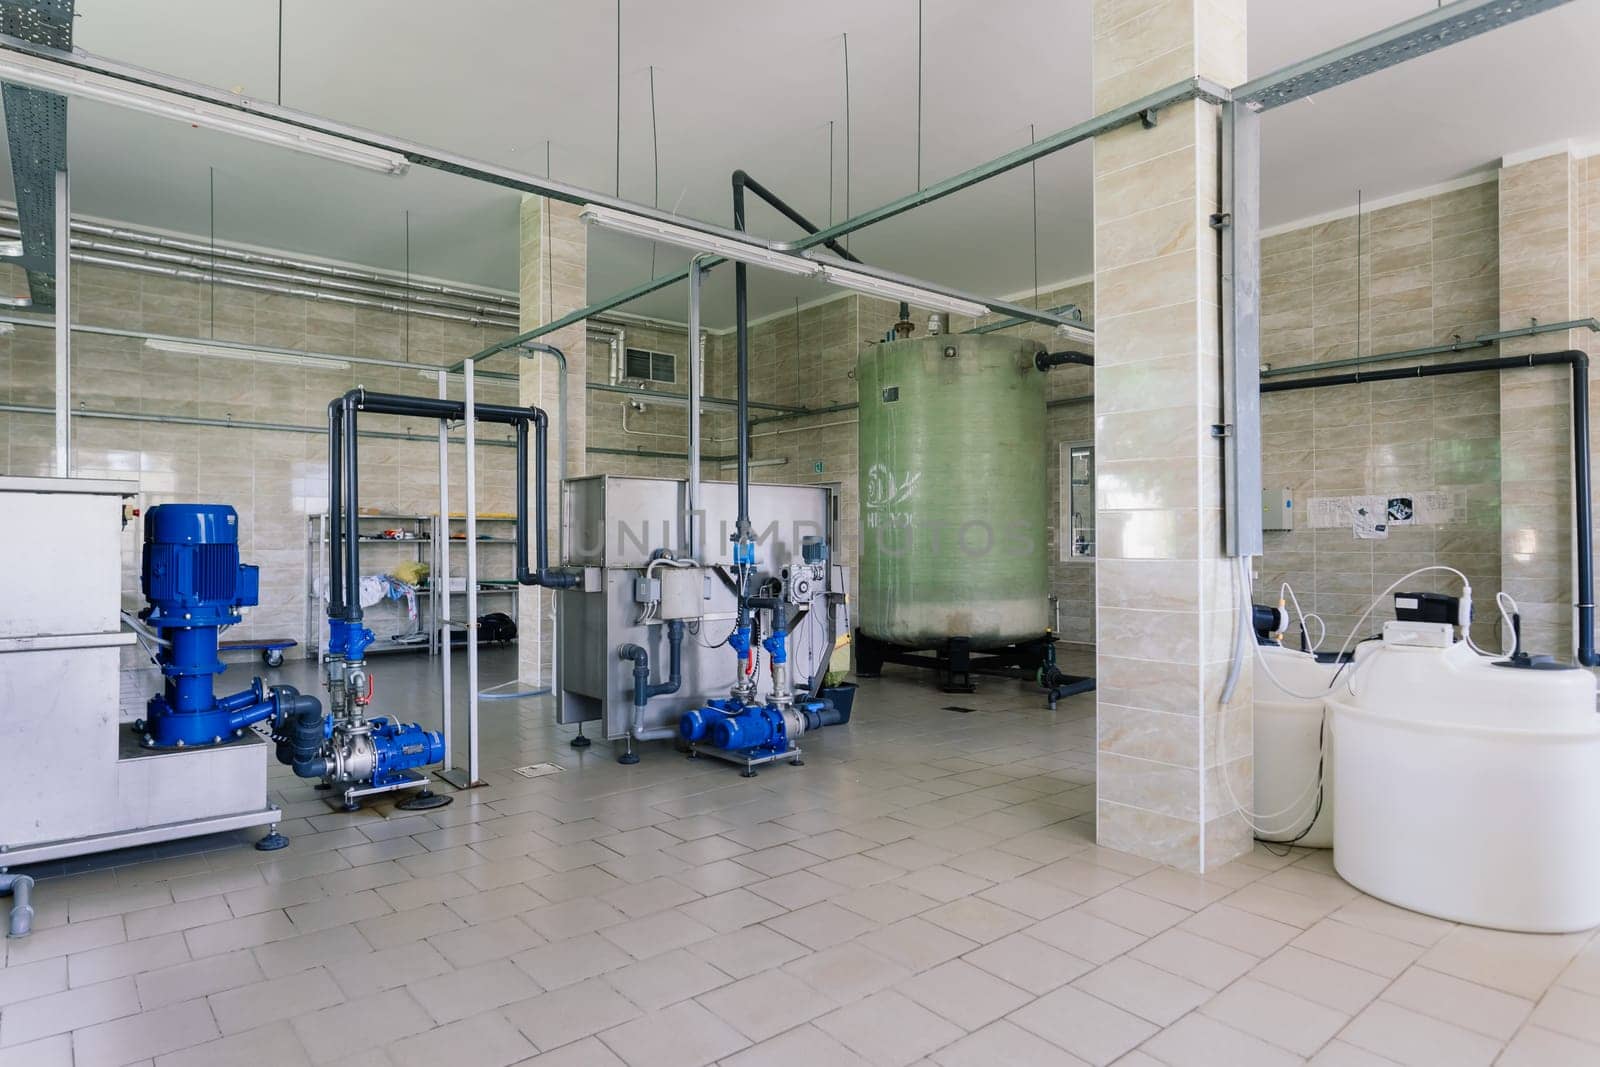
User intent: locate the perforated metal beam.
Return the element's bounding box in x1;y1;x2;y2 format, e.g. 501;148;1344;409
0;0;71;307
1234;0;1575;112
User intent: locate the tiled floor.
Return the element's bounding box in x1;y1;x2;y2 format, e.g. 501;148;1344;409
4;648;1599;1066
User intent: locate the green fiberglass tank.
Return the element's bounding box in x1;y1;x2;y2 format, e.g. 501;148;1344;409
858;334;1049;648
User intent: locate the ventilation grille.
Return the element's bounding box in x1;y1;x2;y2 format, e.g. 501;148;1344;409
624;348;676;384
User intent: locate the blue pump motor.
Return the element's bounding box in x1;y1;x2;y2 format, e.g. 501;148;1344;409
366;717;448;786
140;503;274;747
680;697;845;755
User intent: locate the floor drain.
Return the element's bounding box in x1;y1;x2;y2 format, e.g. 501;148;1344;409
511;762;564;779
942;705;978;714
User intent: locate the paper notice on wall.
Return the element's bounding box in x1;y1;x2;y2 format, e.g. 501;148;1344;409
1308;490;1468;531
1308;497;1352;529
1415;489;1468;526
1352;499;1388;540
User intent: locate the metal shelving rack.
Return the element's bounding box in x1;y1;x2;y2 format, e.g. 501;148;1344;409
436;514;520;651
305;513;439;660
306;512;523;662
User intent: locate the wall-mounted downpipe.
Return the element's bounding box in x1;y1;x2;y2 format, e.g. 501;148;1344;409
0;872;34;938
615;618;686;763
1262;349;1595;667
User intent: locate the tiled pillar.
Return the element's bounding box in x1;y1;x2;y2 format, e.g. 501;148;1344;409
1497;152;1582;657
1090;0;1250;872
517;195;587;686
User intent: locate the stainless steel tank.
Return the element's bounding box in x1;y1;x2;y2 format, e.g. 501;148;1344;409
857;334;1049;648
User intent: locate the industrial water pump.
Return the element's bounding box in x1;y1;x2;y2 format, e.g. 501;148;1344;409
135;501;446;811
136;503;277;748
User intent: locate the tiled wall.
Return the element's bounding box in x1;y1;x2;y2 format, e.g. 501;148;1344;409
1257;180;1503;650
0;259;522;662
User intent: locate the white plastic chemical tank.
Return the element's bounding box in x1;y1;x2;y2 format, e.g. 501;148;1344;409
1329;630;1600;933
1254;645;1338;848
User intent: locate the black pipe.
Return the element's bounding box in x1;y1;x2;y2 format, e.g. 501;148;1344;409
527;406;578;588
617;619;685;706
327;389;577;624
269;685;328;778
1264;350;1594;666
342;394;361;621
732;177;753;546
733;170;863;265
1037;350;1094;371
327;399;344;618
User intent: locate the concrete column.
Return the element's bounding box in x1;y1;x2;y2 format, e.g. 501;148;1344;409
1497;151;1582;657
1090;0;1250;872
517;195;587;686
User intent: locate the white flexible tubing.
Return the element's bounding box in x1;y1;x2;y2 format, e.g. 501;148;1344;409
1219;555;1253;706
1464;592;1522;658
1255;565;1476;701
120;610;170;647
1227;564;1477;831
1281;582;1325;653
1215;558;1323;829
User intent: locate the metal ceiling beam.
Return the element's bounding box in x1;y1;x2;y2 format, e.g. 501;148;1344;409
450;76;1230;370
0;0;71;307
775;76;1229;253
1220;0;1577;557
1234;0;1576;112
0;32;1096;363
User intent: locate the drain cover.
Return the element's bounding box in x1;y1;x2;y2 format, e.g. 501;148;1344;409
942;705;978;714
511;762;564;779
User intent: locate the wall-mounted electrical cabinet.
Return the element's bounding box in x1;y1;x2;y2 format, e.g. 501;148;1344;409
1263;488;1294;532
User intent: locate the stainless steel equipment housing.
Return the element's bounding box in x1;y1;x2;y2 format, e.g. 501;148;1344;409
558;475;843;742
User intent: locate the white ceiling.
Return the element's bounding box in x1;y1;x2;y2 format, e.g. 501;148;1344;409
6;0;1599;326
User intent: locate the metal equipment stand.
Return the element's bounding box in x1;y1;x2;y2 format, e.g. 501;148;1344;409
686;741;804;778
854;629;1095;705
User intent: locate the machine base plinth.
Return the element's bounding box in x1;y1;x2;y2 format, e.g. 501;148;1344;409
395;789;453;811
687;742;804;777
0;806;282;867
322;769;433;811
855;629;1094;705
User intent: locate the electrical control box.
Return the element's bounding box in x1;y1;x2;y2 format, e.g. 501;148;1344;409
1263;488;1294;532
658;566;708;620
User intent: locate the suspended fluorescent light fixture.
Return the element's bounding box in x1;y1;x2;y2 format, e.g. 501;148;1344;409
578;205;820;277
0;50;409;175
815;264;988;319
580;204;990;318
719;456;788;469
143;338;349;370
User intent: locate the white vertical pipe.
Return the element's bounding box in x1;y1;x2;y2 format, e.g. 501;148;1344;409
464;359;480;785
686;255;708;561
52;169;70;476
437;368;453;774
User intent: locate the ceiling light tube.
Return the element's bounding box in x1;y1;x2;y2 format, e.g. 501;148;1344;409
718;456;788;469
0;50;409;175
578;205;820;278
143;338;349;370
815;264;989;319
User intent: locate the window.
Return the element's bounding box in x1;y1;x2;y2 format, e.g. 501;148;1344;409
624;347;676;384
1061;442;1094;560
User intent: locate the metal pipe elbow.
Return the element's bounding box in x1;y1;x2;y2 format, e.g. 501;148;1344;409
0;873;34;938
